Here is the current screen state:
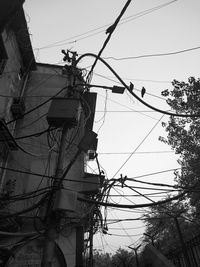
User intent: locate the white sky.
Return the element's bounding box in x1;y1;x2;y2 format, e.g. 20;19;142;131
24;0;200;254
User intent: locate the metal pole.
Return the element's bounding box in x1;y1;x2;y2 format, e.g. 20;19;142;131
89;213;94;267
174;217;191;267
128;245;141;267
134;249;139;267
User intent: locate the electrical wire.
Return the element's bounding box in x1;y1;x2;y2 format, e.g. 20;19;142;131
0;194;48;221
106;233;143;237
112;114;165;178
0;165;104;186
76;53;200;118
94;72;171;84
97;92;158;121
126;177;182;189
104;45;200;61
94;72;166;101
6;84;70;125
37;0;178;49
127;168;181;180
98;150;174;155
78;190;187;209
86;0;132;83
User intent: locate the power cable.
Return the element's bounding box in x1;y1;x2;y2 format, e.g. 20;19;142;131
6;84;69;125
109;226;145;230
126;177;182;189
125;181;200;227
107;233;143;237
111;114;165;179
104;45;200;61
76;53;200;118
0;165;103;186
86;0;132;83
0;195;48;221
127;168;180;180
94;72;171;84
94;73;166;101
98;150;174;154
37;0;177;49
78;190;187;209
115;184;179;192
97;92;158;121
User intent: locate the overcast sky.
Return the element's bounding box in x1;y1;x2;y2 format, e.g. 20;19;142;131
24;0;200;254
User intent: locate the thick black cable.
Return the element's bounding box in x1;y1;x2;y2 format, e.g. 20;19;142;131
0;195;48;221
125;182;200;227
76;53;200;118
6;85;69;125
78;190;187;209
86;0;132;82
0;165;102;186
14;127;54;141
126;177;183;189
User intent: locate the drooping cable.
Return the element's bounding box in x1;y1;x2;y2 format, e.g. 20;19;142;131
76;53;200;118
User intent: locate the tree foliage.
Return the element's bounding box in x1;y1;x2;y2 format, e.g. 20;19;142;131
143;197;196;254
144;77;200;254
93;250;112;267
111;248;134;267
159;77;200;215
93;248;134;267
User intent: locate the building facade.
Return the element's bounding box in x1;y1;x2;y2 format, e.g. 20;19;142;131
0;3;100;267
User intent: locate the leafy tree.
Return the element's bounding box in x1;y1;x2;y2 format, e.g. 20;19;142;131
143;77;200;254
111;248;134;267
143;197;198;254
93;250;112;267
159;77;200;216
93;248;134;267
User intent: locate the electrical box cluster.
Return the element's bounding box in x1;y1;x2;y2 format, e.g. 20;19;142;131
53;189;77;212
47;97;80;128
80;172;105;195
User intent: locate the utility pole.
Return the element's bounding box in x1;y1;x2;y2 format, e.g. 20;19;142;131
174;216;191;267
88;212;94;267
143;233;156;247
41;123;69;266
128;244;141;267
42;51;81;267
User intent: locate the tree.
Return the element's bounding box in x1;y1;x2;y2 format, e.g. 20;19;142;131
159;77;200;216
93;250;112;267
93;248;134;267
111;248;133;267
143;197;196;254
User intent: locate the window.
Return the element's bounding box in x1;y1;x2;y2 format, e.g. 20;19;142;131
0;35;8;75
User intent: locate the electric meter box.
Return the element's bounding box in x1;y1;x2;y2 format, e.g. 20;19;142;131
47;97;80;128
53;189;77;212
80;173;105;195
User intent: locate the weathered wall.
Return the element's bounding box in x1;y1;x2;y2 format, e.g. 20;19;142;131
2;64;87;266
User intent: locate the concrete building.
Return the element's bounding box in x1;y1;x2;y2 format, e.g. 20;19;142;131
0;3;100;266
